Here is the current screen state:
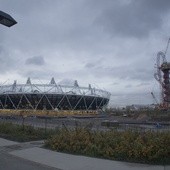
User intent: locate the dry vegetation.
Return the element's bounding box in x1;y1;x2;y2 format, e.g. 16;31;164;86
0;122;55;142
0;109;98;117
45;128;170;165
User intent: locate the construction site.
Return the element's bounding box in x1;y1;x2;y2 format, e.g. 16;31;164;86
0;38;170;131
1;3;170;169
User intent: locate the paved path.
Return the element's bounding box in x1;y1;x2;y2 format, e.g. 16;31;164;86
10;147;168;170
0;138;59;170
0;138;18;147
0;153;60;170
0;138;169;170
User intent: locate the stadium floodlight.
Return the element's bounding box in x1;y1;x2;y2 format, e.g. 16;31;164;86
0;11;17;27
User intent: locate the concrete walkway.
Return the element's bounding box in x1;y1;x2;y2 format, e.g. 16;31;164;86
10;147;169;170
0;138;169;170
0;138;18;147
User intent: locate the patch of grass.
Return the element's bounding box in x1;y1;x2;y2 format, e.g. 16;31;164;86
0;122;55;142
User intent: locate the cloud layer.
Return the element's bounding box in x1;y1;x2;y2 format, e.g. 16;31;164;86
25;56;45;66
1;0;170;106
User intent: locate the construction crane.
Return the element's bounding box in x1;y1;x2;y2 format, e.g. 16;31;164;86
154;38;170;110
151;92;159;105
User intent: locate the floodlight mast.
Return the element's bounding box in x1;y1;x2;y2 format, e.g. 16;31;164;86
0;11;17;27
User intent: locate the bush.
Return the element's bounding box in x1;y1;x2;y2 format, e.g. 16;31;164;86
45;128;170;165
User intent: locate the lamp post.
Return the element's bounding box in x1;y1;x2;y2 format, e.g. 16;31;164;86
0;10;17;27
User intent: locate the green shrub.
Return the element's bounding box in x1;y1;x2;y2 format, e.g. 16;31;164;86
45;128;170;165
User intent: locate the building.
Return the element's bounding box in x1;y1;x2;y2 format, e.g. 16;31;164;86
0;78;110;110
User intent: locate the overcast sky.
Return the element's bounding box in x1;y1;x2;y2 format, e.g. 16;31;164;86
1;0;170;106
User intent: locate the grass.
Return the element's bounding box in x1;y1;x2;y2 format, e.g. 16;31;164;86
0;122;55;142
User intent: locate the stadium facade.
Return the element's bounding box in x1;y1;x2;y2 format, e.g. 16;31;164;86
0;78;110;110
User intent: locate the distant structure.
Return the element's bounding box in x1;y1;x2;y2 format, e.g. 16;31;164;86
0;78;110;110
154;39;170;109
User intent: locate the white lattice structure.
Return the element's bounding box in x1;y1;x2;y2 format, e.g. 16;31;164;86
0;78;110;110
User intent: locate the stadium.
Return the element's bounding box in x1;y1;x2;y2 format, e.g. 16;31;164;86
0;78;110;111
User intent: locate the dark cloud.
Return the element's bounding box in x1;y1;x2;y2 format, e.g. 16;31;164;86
125;84;133;88
90;64;153;82
95;0;170;38
85;63;95;68
25;56;45;66
112;82;119;86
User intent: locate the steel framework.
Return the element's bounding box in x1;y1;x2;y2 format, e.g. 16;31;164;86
0;78;110;110
154;52;170;108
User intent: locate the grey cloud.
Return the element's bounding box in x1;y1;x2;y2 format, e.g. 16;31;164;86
95;0;170;38
18;67;77;81
0;46;16;73
125;84;133;88
110;92;153;106
58;79;75;86
112;82;119;86
0;0;51;15
129;68;152;81
85;63;95;68
136;82;150;87
50;61;153;83
90;64;153;82
25;56;45;66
